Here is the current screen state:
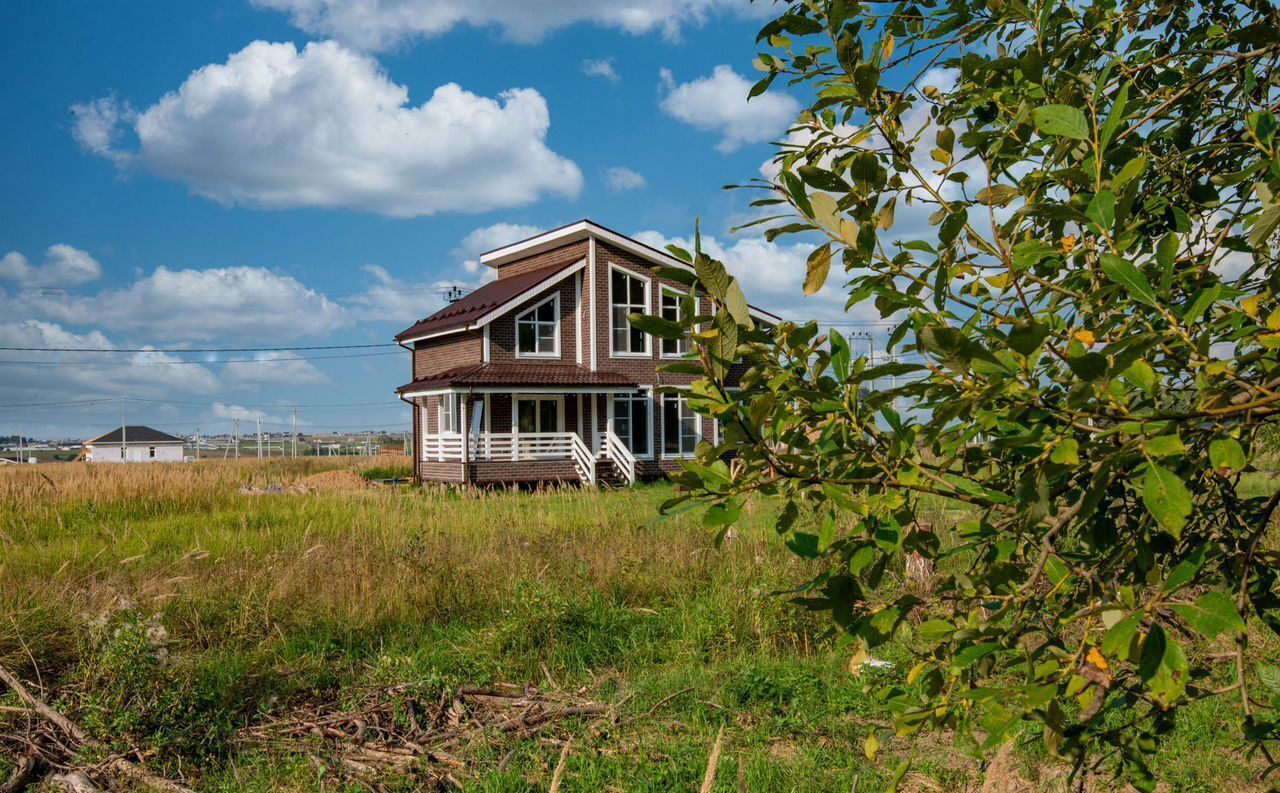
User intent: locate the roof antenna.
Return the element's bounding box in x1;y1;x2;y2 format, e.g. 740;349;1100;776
439;285;469;303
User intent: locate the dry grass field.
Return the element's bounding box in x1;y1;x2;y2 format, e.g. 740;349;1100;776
0;460;1270;791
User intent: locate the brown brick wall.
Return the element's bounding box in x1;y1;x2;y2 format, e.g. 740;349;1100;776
494;240;588;280
487;275;580;364
413;331;483;379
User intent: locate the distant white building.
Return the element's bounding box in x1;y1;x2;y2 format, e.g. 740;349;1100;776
84;426;186;463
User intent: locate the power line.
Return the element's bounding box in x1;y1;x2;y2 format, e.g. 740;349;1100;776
0;343;399;353
0;351;403;366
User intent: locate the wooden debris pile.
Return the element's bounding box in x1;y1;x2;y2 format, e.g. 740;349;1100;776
239;681;610;788
2;665;613;791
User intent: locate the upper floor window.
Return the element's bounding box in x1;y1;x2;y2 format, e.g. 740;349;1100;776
660;289;690;357
611;266;649;356
516;293;559;357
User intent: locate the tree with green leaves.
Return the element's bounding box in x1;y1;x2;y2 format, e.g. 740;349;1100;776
640;0;1280;787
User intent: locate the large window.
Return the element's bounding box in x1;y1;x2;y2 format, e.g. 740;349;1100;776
660;289;690;357
611;394;651;457
611;267;649;356
438;394;457;433
662;395;701;457
516;293;559;357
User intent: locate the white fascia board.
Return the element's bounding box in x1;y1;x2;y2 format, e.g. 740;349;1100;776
395;259;585;346
481;220;784;325
470;259;585;328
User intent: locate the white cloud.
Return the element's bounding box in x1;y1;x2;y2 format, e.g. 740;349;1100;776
70;96;134;164
73;40;582;218
253;0;765;50
453;222;543;274
0;245;102;288
209;401;291;428
632;230;876;322
0;320;220;405
659;65;799;153
601;166;647;192
348;264;451;324
581;57;621;84
26;266;351;342
222;351;330;388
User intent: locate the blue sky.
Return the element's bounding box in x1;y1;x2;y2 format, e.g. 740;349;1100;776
0;0;866;439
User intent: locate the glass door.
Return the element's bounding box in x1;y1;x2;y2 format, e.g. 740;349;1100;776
514;397;562;457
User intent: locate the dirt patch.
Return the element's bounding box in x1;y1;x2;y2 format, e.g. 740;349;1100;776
295;469;372;492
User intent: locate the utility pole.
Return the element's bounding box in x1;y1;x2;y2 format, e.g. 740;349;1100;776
233;418;240;460
257;416;263;460
195;426;201;461
291;410;297;459
120;396;127;462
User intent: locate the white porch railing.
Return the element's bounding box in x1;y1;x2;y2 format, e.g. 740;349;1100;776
421;431;596;485
601;430;636;484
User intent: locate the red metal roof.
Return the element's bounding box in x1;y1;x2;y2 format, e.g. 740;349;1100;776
395;259;581;341
398;364;636;393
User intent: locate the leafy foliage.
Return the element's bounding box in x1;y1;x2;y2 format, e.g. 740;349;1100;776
659;0;1280;787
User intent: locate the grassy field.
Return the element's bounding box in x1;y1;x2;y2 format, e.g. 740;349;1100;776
0;460;1272;791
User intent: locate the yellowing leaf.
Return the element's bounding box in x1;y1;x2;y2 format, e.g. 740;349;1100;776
864;733;880;760
1073;329;1096;346
1242;295;1260;318
849;644;869;676
1086;647;1110;672
1268;308;1280;331
810;191;841;232
1061;235;1076;253
883;34;895;61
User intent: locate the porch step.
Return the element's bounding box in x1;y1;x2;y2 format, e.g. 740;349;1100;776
594;459;629;488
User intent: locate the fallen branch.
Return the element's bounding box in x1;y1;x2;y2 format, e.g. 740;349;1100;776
548;738;572;793
0;662;192;793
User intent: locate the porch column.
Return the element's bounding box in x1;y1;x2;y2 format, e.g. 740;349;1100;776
460;397;469;486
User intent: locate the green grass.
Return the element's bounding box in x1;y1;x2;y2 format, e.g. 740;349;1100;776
0;460;1272;791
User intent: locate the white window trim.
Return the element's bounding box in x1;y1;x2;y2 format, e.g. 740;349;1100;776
609;262;651;358
514;292;561;359
438;394;457;434
511;395;566;434
608;389;655;460
660;393;701;458
659;287;691;359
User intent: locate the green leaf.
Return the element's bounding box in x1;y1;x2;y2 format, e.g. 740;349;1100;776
917;620;955;642
1209;437;1247;474
1169;591;1245;640
1123;361;1157;396
1113;155;1146;190
1099;253;1159;307
1139;625;1189;707
1162;543;1207;593
953;643;1000;668
1142;463;1192;538
805;244;833;295
810;191;841;232
1101;613;1143;657
627;313;685;340
1144;435;1184;458
1006;318;1049;356
1032;104;1090;140
1049;437;1079;466
976;184;1021;207
1086;190;1115;234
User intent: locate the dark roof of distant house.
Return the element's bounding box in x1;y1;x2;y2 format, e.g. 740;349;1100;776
395;259;583;342
84;426;184;445
397;364;637;393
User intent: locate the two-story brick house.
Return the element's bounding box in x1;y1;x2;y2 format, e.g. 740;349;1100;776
395;220;779;486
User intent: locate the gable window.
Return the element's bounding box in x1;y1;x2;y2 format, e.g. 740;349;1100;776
660;289;690;357
516;293;559;357
611;393;651;457
438;394;457;433
610;266;649;356
148;446;156;459
661;394;701;457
